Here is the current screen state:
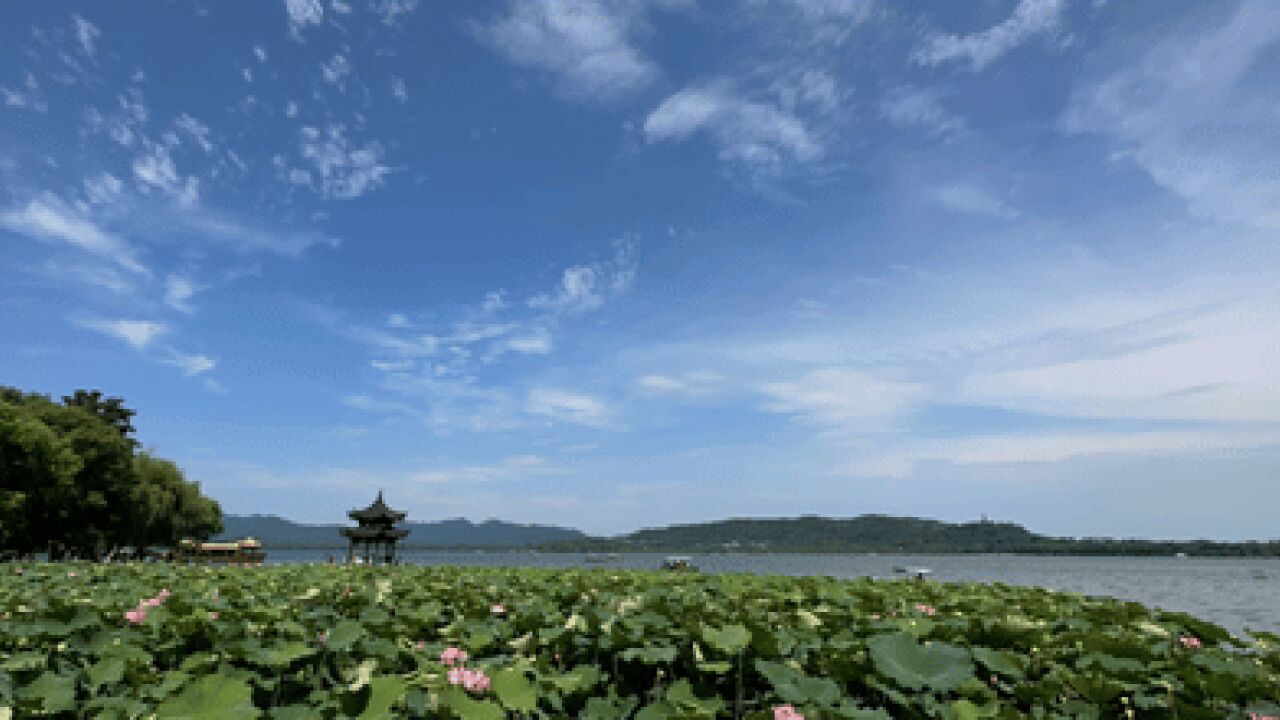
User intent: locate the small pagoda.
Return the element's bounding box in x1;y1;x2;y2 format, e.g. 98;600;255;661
340;491;410;565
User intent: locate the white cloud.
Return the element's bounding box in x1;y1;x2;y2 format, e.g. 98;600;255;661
80;318;167;350
914;0;1065;71
0;195;147;275
1063;0;1280;229
1;72;47;112
321;53;351;86
528;240;636;314
934;183;1018;219
644;81;822;178
390;76;408;102
637;371;725;395
504;329;553;355
476;0;658;103
387;313;411;328
842;429;1280;478
175;114;214;153
409;455;561;484
759;368;928;430
879;85;966;140
133;142;200;207
296;124;392;199
164;275;199;313
526;387;611;427
285;0;324;36
72;15;100;57
165;352;216;376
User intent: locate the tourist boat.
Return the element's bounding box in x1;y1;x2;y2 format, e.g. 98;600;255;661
174;537;266;565
661;555;698;572
892;565;932;580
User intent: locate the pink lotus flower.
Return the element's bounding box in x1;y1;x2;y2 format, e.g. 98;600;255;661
124;608;146;624
440;646;469;666
463;669;491;693
141;597;162;608
416;640;426;651
317;631;328;646
67;571;77;577
209;612;219;621
914;603;937;616
1248;714;1279;720
158;588;172;600
447;668;491;693
1180;636;1202;649
491;604;506;615
774;705;804;720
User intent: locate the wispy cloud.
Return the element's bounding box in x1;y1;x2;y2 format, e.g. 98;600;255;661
284;0;325;38
759;367;928;432
644;80;822;178
409;455;562;484
164;275;200;313
914;0;1065;71
474;0;659;104
527;239;636;314
526;387;612;428
879;85;966;140
934;183;1018;219
1063;0;1280;229
841;428;1280;478
293;124;392;199
79;318;167;350
0;195;148;275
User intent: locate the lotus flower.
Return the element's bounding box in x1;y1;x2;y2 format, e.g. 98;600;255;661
124;608;146;624
914;603;937;616
141;597;162;608
209;612;219;620
774;705;804;720
440;646;468;666
416;640;426;651
1180;635;1202;649
447;668;490;693
491;604;506;615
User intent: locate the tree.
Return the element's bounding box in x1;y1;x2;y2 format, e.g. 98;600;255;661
0;399;82;554
1;385;222;559
62;389;138;447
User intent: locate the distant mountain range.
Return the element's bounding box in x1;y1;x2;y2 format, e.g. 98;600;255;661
216;513;1280;556
541;515;1280;557
215;515;587;548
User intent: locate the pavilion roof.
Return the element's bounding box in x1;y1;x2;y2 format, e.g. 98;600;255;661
348;490;407;522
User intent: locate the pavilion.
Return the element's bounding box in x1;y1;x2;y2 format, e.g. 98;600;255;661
340;491;410;565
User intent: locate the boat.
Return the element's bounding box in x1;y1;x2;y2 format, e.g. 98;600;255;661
584;553;620;563
174;537;266;565
892;565;932;580
661;555;698;572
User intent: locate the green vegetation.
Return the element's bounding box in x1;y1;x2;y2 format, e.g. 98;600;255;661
3;563;1279;718
0;387;222;560
545;516;1280;557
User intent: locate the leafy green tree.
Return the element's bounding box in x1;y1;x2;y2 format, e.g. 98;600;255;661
0;399;83;554
1;385;222;559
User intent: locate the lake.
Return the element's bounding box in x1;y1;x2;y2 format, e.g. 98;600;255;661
265;549;1280;636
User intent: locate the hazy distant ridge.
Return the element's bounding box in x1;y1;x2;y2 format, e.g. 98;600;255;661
216;515;587;547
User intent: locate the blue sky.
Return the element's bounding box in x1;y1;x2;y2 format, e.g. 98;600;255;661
3;1;1278;539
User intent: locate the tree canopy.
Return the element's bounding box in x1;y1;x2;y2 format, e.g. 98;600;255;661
0;386;221;559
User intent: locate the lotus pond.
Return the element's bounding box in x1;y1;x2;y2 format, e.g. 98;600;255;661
2;564;1279;718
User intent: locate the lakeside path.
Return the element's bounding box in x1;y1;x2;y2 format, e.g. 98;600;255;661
3;563;1279;717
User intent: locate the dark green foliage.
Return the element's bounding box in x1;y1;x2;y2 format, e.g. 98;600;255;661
546;515;1280;556
0;385;221;559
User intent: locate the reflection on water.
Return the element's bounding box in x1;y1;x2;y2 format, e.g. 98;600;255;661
266;549;1280;636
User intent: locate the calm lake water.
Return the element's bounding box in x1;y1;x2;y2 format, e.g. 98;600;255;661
266;549;1280;637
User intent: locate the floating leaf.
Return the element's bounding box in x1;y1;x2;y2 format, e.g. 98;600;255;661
867;633;974;693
